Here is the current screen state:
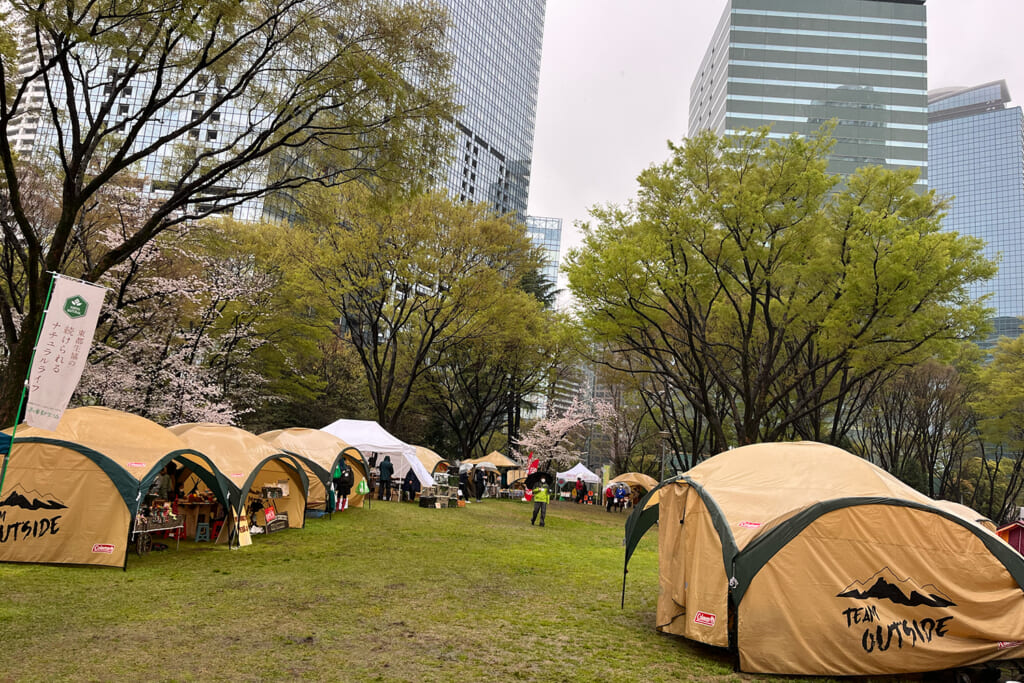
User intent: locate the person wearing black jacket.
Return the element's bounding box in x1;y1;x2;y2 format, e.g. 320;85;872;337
401;470;421;502
378;455;394;501
473;467;485;502
333;461;354;511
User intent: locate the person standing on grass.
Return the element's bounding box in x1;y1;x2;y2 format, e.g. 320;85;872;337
531;482;550;526
615;483;627;512
474;467;485;502
378;455;394;501
333;461;354;511
574;477;585;503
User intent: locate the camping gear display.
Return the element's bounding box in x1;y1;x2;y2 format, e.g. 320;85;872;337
260;428;370;511
623;441;1024;677
418;478;460;509
131;504;183;555
171;423;309;538
0;407;229;568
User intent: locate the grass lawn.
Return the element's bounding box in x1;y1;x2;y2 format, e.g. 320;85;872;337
0;499;962;682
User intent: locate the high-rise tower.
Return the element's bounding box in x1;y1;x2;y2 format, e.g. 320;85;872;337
435;0;547;217
689;0;928;186
929;81;1024;338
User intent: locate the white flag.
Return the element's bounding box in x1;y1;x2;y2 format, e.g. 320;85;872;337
25;276;106;430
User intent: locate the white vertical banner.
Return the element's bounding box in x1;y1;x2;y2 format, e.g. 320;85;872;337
25;276;106;430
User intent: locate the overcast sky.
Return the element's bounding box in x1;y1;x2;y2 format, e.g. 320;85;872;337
527;0;1024;262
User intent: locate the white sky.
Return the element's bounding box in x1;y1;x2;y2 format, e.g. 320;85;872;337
527;0;1024;259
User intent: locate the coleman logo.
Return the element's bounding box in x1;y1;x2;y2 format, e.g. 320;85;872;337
694;611;716;627
91;544;115;554
737;521;762;528
838;567;955;653
998;641;1024;650
127;462;146;468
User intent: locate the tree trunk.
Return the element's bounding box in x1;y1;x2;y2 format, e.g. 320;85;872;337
0;311;43;425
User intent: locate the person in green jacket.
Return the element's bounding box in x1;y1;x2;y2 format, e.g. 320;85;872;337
531;482;550;527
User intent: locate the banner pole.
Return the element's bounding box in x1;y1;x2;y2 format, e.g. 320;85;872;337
0;272;60;498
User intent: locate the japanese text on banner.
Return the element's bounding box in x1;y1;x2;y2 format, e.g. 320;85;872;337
25;277;106;431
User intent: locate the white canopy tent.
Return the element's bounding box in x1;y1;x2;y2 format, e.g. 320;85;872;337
556;462;601;485
321;418;434;487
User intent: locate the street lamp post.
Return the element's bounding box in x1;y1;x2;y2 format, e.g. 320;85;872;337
658;431;670;481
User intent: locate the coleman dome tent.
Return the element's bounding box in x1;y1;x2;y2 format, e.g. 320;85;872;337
412;445;450;476
321;418;434;487
623;441;1024;677
260;428;369;510
467;451;517;469
609;472;658;493
0;407;229;568
171;424;308;538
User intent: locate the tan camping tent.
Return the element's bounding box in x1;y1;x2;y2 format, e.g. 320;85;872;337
412;445;450;476
0;407;229;568
260;428;369;510
624;441;1024;676
931;498;998;532
170;423;308;535
466;451;517;469
610;472;658;492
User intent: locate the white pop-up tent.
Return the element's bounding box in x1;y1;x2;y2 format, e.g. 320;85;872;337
556;462;601;485
321;418;434;486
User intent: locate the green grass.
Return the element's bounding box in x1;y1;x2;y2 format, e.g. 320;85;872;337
0;500;941;682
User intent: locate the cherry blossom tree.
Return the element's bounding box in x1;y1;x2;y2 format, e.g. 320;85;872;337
75;219;272;424
513;397;616;471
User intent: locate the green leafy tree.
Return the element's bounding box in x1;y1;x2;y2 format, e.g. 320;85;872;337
967;334;1024;522
566;127;995;447
0;0;455;422
291;187;541;432
851;357;982;498
418;291;571;460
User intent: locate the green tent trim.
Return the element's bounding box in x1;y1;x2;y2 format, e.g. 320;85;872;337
733;496;1024;605
10;436;139;510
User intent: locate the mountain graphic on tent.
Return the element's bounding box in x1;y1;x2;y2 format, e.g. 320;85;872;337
837;566;956;607
0;487;67;510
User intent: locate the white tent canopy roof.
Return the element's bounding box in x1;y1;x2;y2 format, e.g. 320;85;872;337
556;462;601;484
321;418;434;486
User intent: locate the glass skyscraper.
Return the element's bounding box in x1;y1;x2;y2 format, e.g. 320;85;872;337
929;81;1024;338
525;215;562;288
689;0;928;185
434;0;547;217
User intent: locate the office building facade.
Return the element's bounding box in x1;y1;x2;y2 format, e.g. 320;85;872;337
524;215;562;289
435;0;547;217
928;81;1024;338
690;0;928;185
9;1;549;222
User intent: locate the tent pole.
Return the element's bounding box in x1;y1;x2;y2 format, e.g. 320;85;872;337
621;566;628;609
